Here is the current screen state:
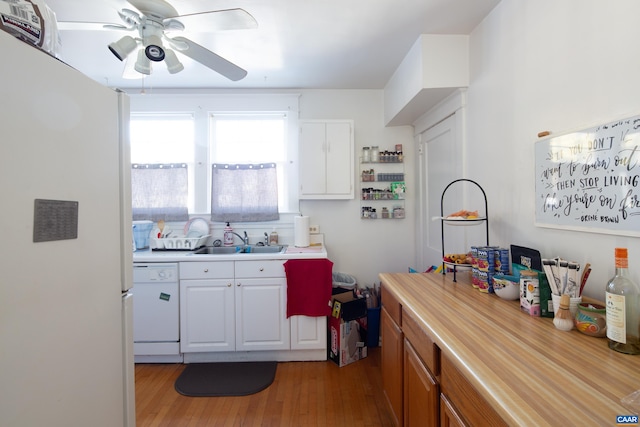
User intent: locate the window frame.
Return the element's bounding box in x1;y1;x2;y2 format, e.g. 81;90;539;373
128;93;300;217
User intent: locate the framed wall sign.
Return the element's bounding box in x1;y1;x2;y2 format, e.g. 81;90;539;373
535;114;640;236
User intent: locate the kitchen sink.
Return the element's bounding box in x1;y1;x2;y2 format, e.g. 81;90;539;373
193;245;287;255
246;245;287;254
194;246;242;254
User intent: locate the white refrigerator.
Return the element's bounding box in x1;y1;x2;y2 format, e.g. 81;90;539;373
0;30;135;427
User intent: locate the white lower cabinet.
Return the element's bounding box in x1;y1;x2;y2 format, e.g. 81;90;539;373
180;278;235;352
180;261;235;353
235;260;290;351
290;314;327;350
180;260;326;359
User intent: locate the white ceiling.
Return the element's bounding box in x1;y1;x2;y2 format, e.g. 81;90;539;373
43;0;500;90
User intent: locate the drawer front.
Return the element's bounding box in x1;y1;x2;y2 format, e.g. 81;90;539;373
235;260;286;278
179;261;234;279
402;307;439;376
441;354;508;427
381;284;402;326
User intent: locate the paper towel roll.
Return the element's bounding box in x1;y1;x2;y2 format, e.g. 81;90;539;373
294;215;310;247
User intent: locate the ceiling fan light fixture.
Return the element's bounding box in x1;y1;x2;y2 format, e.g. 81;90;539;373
134;49;151;75
164;49;184;74
144;34;165;62
108;35;138;61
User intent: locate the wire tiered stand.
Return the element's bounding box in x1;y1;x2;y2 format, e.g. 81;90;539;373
440;179;489;282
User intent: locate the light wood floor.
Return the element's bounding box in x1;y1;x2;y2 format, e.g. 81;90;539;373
135;348;395;426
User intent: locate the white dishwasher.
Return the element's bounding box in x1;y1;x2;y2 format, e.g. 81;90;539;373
132;263;182;363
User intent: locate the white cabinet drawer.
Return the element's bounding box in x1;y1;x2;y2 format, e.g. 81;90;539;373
180;261;234;279
235;260;286;278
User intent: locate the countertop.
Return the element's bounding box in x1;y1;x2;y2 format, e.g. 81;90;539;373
379;271;640;426
133;245;328;263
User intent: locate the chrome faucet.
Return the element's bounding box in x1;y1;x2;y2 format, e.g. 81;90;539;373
230;231;249;246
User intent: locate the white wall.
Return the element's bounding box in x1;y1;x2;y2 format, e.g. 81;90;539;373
466;0;640;299
128;89;416;288
298;90;415;287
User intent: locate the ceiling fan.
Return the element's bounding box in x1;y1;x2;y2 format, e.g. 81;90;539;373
58;0;257;81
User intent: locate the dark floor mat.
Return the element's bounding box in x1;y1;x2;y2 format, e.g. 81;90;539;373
174;361;277;397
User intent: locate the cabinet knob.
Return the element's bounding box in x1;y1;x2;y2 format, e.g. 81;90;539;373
203;268;209;273
237;282;241;287
259;267;264;271
227;283;232;287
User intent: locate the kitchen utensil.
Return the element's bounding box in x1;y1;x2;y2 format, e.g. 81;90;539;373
158;219;165;238
553;294;574;331
552;293;581;318
579;264;591;296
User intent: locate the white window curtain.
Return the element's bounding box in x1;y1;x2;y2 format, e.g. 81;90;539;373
211;163;279;222
132;163;189;221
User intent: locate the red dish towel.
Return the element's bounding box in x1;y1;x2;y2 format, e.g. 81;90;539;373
284;258;333;318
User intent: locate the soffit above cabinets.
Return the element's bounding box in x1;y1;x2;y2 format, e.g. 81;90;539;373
384;35;469;127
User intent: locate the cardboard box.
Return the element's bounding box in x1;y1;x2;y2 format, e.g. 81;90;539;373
328;293;368;366
511;245;553;318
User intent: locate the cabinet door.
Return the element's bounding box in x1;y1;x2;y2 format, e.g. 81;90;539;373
440;354;508;427
235;277;290;350
381;306;404;427
440;395;467;427
325;121;353;196
180;279;235;353
299;120;354;199
404;339;439;427
290;315;327;350
299;122;327;196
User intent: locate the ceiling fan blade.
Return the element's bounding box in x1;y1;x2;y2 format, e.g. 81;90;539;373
171;36;247;81
56;21;128;31
167;9;258;32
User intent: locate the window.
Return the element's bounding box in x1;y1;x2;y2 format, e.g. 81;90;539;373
130;113;194;220
129;94;299;219
210;113;287;214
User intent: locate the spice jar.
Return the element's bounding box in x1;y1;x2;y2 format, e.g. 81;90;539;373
362;147;371;162
371;146;379;162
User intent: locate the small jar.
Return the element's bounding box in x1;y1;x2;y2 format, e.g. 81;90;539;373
362;147;371;162
371;146;379;162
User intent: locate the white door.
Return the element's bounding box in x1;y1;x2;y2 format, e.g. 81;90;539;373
180;279;235;352
419;114;462;271
235;278;290;350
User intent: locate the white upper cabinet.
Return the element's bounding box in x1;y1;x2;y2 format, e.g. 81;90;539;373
299;120;354;199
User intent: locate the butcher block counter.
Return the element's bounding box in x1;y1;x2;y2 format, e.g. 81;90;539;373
379;271;640;426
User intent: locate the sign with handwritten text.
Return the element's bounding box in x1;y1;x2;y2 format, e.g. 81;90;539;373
535;115;640;236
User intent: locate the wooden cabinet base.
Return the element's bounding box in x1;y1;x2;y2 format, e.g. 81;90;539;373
440;354;507;427
381;306;403;426
404;339;439;427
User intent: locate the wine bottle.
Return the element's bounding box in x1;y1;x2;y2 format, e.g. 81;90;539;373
606;248;640;354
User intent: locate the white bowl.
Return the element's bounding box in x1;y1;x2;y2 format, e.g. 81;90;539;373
492;275;519;300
